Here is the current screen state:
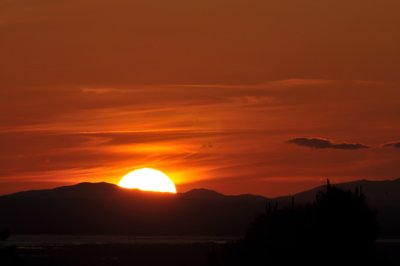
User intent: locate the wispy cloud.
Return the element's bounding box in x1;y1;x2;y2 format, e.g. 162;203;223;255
384;142;400;149
287;138;370;150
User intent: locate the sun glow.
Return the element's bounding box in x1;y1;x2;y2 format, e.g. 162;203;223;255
118;168;177;193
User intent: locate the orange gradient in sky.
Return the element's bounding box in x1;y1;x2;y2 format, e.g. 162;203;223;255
0;1;400;196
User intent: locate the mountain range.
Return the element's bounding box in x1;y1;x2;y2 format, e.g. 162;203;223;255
1;179;399;237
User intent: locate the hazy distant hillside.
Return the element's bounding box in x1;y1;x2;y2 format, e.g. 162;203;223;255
276;178;400;207
1;179;400;238
0;183;266;236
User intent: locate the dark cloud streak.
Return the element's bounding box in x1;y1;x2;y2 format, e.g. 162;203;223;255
288;138;370;150
384;142;400;149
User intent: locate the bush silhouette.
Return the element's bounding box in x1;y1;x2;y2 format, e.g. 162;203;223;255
232;181;379;266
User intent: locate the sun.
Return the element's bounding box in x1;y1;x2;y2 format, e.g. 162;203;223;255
118;168;177;193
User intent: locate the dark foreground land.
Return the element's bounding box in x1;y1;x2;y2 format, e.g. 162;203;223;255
3;181;400;265
375;242;400;266
1;241;399;266
6;243;220;266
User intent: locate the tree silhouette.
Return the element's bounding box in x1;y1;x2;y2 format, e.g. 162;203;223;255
231;181;379;266
313;182;378;265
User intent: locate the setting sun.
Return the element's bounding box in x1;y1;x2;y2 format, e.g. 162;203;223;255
118;168;177;194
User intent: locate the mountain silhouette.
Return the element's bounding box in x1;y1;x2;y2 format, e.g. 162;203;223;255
0;179;399;237
182;188;226;199
0;183;267;236
276;178;400;207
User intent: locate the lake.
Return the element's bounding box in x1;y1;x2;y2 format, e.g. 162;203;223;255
7;235;238;247
2;236;400;266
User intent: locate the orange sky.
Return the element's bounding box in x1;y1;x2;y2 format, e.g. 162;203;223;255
1;0;399;196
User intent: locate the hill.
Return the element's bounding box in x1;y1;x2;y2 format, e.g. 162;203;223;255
1;179;399;237
0;183;266;236
276;178;400;207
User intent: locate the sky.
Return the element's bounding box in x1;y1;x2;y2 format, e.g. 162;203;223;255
0;0;399;196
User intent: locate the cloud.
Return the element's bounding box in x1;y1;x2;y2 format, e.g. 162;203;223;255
287;138;370;150
384;142;400;149
266;79;337;88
